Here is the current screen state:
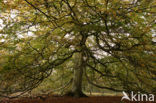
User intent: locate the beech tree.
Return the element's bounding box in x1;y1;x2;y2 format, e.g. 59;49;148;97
0;0;156;97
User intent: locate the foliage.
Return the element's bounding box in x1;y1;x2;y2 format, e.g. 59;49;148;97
0;0;156;97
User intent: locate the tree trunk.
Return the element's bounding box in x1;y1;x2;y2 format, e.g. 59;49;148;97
65;34;87;97
65;52;87;97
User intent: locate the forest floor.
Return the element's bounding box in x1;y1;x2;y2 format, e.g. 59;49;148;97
0;96;155;103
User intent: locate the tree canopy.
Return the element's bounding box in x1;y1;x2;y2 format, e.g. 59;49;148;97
0;0;156;98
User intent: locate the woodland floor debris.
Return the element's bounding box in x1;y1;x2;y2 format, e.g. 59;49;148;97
0;96;155;103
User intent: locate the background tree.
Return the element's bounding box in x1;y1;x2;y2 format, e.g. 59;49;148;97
0;0;156;98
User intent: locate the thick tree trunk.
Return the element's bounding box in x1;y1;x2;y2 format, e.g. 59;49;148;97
65;34;87;97
65;53;87;97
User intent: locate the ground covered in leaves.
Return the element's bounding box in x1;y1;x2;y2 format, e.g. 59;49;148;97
0;96;155;103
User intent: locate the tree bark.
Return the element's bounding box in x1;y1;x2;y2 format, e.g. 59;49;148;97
65;33;87;97
65;52;87;97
